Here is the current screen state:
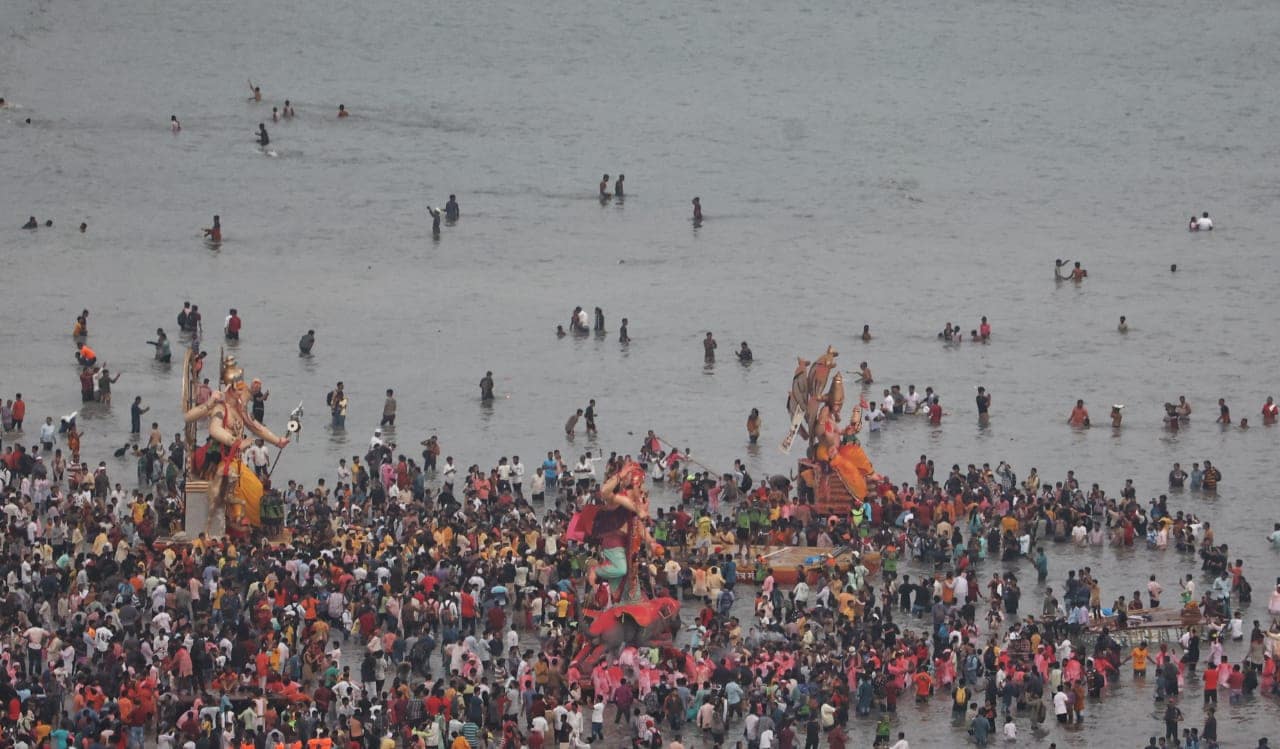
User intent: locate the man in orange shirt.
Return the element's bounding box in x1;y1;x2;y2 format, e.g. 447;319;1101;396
76;344;97;366
912;669;933;702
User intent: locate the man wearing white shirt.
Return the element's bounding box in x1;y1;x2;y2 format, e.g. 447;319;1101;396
864;402;884;432
904;386;921;414
881;390;895;417
39;417;57;451
511;456;525;500
889;734;910;749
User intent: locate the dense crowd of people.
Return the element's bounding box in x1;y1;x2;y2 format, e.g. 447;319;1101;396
0;406;1277;749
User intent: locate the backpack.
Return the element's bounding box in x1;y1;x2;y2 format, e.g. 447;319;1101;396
739;471;753;493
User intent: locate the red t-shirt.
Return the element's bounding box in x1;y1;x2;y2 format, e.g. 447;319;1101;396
1203;668;1219;690
228;315;241;333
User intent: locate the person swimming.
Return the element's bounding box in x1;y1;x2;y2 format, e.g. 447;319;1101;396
248;80;262;102
272;106;280;122
445;195;460;221
171;115;181;133
283;100;295;118
337;104;348;118
22;216;37;230
599;174;611;199
203;215;222;243
79;222;87;233
1118;315;1128;332
614;174;625;198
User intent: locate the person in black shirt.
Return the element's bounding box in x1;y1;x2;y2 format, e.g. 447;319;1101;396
898;575;916;613
976;387;991;425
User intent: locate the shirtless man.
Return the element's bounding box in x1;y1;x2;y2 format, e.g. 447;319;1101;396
248;80;262;102
1118;316;1128;333
1071;262;1087;282
337;105;349;118
1068;399;1089;427
692;197;702;222
856;362;873;384
171;115;181;133
1176;396;1191;421
203;215;221;243
599;174;611;199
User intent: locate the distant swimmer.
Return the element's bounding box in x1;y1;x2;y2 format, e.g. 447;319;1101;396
22;216;37;230
283;100;295;118
614;174;625;198
248;80;262;102
337;104;349;118
703;332;717;362
593;307;605;333
736;341;753;363
1189;212;1213;231
445;194;460;221
861;324;872;342
203;215;222;243
1118;315;1128;332
692;197;702;222
0;98;6;108
44;219;53;228
979;316;991;341
257;123;269;147
599;174;611;199
298;329;315;356
1071;261;1087;282
479;371;495;401
272;106;280;122
619;318;630;344
556;325;567;338
79;222;87;233
1111;404;1124;428
170;115;181;133
427;205;442;235
1054;258;1071;281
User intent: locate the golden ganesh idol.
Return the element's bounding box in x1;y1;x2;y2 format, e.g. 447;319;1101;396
183;354;288;538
